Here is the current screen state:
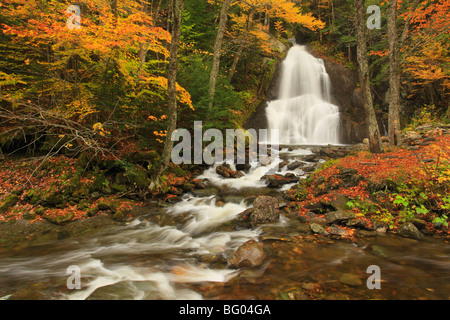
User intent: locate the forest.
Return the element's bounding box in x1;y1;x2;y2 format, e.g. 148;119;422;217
0;0;449;301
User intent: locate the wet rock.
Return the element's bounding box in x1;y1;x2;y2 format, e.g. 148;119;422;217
216;164;243;179
166;196;182;204
304;154;320;162
328;226;350;237
251;195;280;225
287;161;304;170
235;163;252;172
325;210;355;225
310;223;325;235
303;165;316;173
263;174;293;188
397;222;424;240
410;218;427;230
228;240;267;268
191;187;219;197
339;273;362;287
235;208;253;222
356;230;377;237
182;182;195;192
346;219;371;230
192;179;206;189
112;209;131;222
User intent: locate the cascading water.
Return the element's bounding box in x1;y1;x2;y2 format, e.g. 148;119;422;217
266;45;341;145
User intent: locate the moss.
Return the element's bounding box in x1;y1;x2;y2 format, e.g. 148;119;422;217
126;166;149;189
35;207;46;216
172;166;186;178
0;194;19;214
111;183;127;193
25;189;41;205
97;201;112;211
85;207;99;217
91;172;107;192
42;192;65;207
112;209;130;222
23;212;36;220
76;201;89;210
43;211;74;225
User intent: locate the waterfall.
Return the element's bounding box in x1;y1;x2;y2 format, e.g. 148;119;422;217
266;45;341;145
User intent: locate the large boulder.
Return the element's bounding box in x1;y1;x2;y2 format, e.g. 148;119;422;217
397;222;424;240
228;240;267;268
251;195;280;225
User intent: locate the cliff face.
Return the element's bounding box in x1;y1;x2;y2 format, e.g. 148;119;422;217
244;46;369;144
322;59;368;144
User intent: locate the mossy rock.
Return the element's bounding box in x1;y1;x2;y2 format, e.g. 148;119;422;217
182;183;195;192
23;212;36;220
172;166;186;177
97;201;113;211
85;207;99;217
74;153;96;171
43;211;74;225
126;150;160;164
0;194;19;214
111;183;127;193
112;209;130;222
91;173;107;192
72;185;90;198
35;207;46;216
126;166;150;189
367;179;399;193
25;189;42;205
294;185;308;201
76;201;89;210
42;192;65;207
114;173;128;185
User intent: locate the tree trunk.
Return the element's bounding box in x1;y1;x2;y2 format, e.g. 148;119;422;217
354;0;382;153
228;11;254;82
208;0;233;109
387;0;402;146
151;0;184;187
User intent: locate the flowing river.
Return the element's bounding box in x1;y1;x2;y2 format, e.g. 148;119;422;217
0;146;449;300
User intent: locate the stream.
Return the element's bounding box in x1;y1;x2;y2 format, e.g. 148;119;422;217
0;146;449;300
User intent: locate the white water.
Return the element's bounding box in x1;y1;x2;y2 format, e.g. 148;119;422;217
266;45;341;145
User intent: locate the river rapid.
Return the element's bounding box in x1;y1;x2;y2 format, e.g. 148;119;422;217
0;146;449;300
